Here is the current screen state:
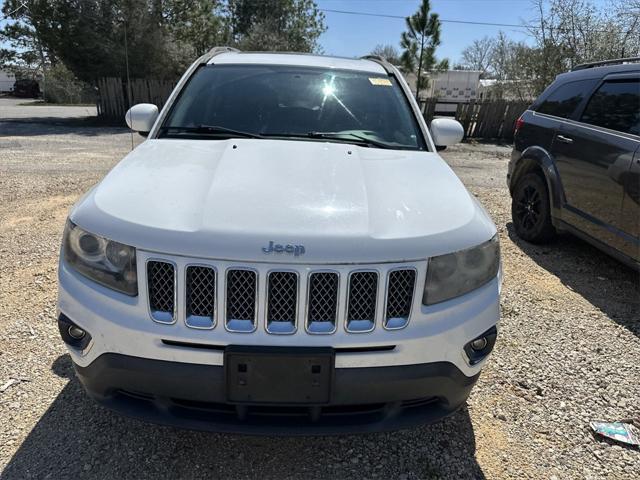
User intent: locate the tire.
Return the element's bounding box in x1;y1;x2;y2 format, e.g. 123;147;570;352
511;172;556;243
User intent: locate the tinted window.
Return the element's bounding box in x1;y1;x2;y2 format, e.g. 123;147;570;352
162;64;425;150
536;79;596;119
580;80;640;135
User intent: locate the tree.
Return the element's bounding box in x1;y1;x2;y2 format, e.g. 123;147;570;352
399;0;448;100
613;0;640;57
458;0;640;100
1;1;186;83
1;0;326;89
527;0;640;74
165;0;226;58
0;1;53;78
370;44;401;65
226;0;326;52
460;36;496;78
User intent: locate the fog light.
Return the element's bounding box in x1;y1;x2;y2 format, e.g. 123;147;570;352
58;313;92;351
470;337;488;351
68;325;86;340
464;326;498;365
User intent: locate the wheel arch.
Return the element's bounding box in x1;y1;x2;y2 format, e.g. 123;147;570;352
510;146;565;213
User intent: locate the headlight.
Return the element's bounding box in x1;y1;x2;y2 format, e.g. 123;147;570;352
63;220;138;296
423;235;500;305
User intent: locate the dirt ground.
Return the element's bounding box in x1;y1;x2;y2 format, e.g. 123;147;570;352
0;109;638;479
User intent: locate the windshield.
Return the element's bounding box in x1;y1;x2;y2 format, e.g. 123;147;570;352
160;64;426;150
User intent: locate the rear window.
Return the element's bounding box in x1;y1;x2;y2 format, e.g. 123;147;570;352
580;79;640;135
536;79;596;119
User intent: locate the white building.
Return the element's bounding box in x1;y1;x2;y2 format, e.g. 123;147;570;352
0;70;16;93
404;70;482;114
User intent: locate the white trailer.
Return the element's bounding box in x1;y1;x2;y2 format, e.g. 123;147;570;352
428;70;481;115
0;70;16;93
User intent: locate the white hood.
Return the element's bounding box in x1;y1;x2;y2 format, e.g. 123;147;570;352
71;139;496;263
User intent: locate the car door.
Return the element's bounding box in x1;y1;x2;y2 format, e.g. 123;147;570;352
620;146;640;261
551;74;640;259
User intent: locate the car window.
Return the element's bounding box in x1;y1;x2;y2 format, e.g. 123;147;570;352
536;79;596;119
162;64;426;150
580;79;640;136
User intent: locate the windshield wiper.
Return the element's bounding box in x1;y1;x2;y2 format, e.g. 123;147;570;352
160;124;263;139
306;131;395;149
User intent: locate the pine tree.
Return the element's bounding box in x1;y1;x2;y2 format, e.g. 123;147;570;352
400;0;449;100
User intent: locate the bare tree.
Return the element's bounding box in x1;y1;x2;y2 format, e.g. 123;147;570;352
610;0;640;57
527;0;640;69
370;44;401;65
460;36;496;77
459;0;640;100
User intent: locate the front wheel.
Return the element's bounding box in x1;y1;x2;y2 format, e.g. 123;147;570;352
511;173;556;243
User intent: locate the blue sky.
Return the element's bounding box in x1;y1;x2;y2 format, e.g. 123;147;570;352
317;0;610;62
316;0;539;62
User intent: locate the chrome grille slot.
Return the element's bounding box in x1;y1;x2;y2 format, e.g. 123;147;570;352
266;271;298;334
346;271;378;332
307;272;339;334
147;261;175;324
185;266;216;329
225;269;257;332
385;269;416;329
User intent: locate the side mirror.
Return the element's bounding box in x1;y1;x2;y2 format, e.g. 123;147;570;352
430;118;464;148
125;103;159;134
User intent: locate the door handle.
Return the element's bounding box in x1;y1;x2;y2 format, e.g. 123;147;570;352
556;135;573;144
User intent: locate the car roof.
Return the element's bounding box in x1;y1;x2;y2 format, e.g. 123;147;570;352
208;51;388;74
555;62;640;83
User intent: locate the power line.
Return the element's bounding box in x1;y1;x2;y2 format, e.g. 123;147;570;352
320;8;530;29
319;7;625;33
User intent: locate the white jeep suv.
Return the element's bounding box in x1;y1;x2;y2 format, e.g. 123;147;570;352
57;47;501;434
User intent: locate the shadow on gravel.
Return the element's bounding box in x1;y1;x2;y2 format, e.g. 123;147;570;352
0;118;127;137
507;222;640;338
2;355;485;479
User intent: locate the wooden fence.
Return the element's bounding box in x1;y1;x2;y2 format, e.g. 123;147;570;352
96;77;528;140
422;99;529;141
96;77;176;120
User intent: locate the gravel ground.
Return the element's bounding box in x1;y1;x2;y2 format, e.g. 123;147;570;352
0;114;638;479
0;97;97;120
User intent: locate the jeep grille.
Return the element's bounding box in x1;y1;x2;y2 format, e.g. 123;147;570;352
146;261;418;334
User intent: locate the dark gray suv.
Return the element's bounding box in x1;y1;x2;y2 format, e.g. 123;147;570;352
508;58;639;270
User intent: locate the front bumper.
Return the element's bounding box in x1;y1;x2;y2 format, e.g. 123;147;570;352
59;251;499;433
58;253;501;376
74;353;480;435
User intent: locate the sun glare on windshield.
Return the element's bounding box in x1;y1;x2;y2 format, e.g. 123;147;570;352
322;82;336;97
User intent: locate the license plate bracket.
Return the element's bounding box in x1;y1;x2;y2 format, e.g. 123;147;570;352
225;346;334;404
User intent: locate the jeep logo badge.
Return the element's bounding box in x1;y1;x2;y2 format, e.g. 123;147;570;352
262;241;305;257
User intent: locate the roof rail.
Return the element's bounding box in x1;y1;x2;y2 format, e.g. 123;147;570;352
199;46;240;64
360;55;395;74
572;57;640;71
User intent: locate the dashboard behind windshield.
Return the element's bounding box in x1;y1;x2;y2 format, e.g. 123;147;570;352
161;64;426;150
